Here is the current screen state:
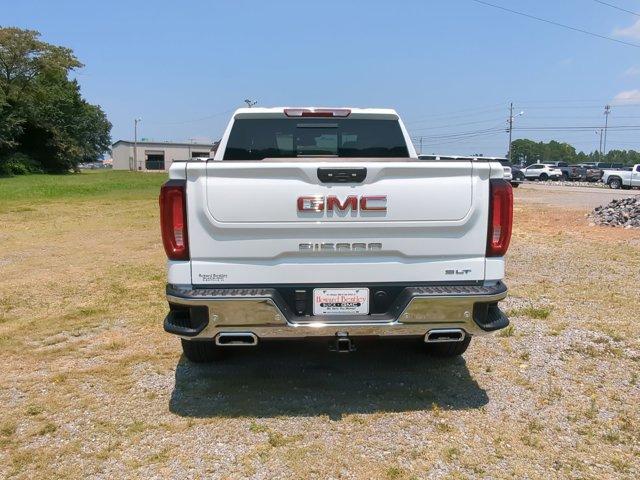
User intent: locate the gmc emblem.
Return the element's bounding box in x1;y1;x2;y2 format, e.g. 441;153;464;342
297;195;387;212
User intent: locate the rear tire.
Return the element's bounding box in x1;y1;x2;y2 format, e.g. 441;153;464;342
181;339;225;363
424;337;471;357
608;177;622;190
539;173;548;181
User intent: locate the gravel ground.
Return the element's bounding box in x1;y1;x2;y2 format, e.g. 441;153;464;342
517;182;640;209
0;185;639;479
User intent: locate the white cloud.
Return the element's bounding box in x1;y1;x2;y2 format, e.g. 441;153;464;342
613;89;640;105
613;19;640;39
624;66;640;77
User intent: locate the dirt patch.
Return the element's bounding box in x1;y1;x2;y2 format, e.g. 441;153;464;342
0;177;638;479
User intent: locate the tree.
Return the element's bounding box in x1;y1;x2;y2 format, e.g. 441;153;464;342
510;138;638;166
543;141;576;163
0;27;81;101
511;139;543;165
0;27;110;175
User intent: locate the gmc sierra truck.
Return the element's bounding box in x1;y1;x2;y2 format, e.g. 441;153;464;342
160;107;512;362
601;164;640;189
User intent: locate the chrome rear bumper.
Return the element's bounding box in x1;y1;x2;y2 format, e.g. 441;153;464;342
165;282;509;340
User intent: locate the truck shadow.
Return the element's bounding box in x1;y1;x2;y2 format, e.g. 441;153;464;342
169;339;488;420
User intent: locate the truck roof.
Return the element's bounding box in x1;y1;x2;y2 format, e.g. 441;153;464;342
232;107;400;119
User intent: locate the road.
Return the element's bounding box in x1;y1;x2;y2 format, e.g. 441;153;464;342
516;182;640;209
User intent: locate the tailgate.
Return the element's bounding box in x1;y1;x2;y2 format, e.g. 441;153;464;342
187;160;492;285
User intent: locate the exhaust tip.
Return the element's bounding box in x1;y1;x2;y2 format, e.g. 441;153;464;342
215;332;258;347
425;329;465;343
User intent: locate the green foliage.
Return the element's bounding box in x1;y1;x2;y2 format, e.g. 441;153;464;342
511;138;640;166
0;152;42;176
511;139;576;164
0;27;111;174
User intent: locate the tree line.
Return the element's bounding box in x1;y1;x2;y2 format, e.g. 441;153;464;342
510;139;640;166
0;27;111;175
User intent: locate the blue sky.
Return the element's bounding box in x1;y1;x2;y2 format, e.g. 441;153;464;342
4;0;640;156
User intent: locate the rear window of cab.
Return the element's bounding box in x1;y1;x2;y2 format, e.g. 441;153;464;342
223;118;409;160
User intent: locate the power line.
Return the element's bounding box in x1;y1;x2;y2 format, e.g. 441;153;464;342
415;131;505;147
408;116;505;131
592;0;640;17
469;0;640;48
414;126;506;140
518;103;640;109
514;125;640;131
404;104;505;123
144;108;236;125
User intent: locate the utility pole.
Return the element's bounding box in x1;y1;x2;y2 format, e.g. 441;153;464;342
507;103;524;162
419;136;423;155
507;102;514;161
596;129;603;156
133;117;141;171
244;99;257;108
603;105;611;156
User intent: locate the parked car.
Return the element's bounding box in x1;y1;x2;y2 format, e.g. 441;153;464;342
523;164;563;181
576;164;604;182
542;162;586;181
499;159;524;187
160;107;512;362
593;162;625;170
601;164;640;189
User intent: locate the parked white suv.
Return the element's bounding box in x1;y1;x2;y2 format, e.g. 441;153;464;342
523;163;562;181
160;107;512;362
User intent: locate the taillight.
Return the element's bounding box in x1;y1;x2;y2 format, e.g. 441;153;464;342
159;180;189;260
284;108;351;117
487;179;513;257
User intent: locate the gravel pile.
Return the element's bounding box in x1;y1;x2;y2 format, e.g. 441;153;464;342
590;197;640;228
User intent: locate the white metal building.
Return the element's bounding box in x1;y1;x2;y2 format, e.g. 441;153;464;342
111;140;216;171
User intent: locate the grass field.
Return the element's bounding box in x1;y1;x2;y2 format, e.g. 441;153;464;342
0;170;166;207
0;171;638;479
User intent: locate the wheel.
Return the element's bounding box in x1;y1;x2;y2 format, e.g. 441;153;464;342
539;173;548;181
181;339;225;363
424;337;471;357
608;177;622;190
511;182;519;188
562;173;569;181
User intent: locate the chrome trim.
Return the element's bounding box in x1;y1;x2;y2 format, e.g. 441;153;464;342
400;290;507;325
166;283;508;340
215;332;258;346
425;329;465;343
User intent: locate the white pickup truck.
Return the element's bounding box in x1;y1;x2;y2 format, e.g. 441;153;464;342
160;107;512;362
601;164;640;189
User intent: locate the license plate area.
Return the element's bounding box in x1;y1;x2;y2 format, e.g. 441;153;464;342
313;288;369;316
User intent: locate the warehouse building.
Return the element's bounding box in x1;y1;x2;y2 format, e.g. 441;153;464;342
111;140;217;171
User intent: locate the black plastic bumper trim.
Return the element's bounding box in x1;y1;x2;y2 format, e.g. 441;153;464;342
473;303;510;332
